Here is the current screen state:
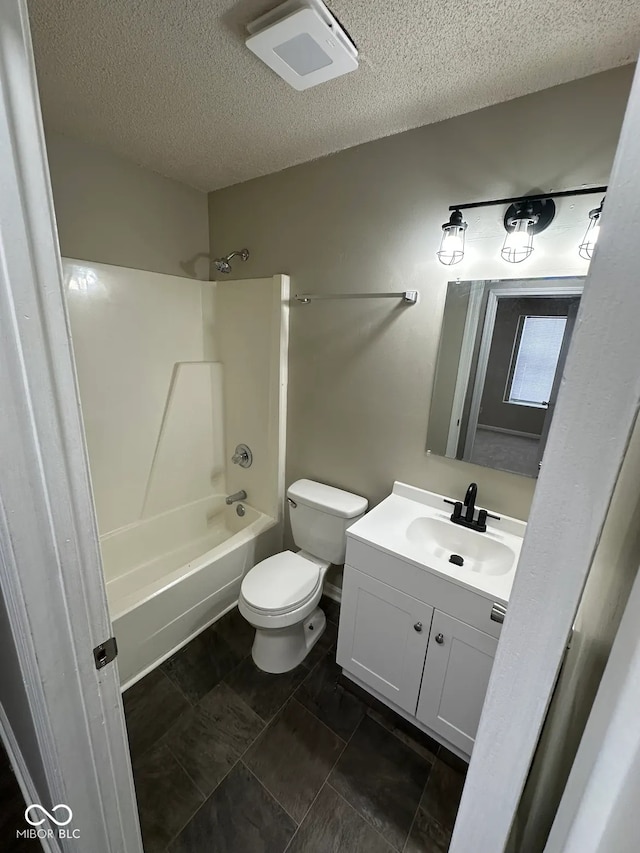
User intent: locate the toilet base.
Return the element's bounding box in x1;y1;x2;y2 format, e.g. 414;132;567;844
251;607;327;673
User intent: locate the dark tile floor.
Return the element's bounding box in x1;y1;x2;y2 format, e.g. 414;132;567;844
0;740;40;851
124;596;467;853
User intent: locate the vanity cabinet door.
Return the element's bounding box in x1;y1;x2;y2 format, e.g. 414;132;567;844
337;566;434;715
416;610;498;756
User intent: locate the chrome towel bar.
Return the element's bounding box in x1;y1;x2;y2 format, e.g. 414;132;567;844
294;290;418;305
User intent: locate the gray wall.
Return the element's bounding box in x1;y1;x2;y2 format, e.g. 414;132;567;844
46;133;209;279
209;66;634;524
512;413;640;851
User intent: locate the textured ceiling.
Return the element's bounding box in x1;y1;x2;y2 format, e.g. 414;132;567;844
28;0;639;191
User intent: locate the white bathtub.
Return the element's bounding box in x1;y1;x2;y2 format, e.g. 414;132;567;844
102;495;280;689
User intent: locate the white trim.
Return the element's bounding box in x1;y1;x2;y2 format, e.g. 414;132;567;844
274;274;290;525
463;288;497;460
446;281;485;457
476;424;541;440
323;581;343;603
450;62;640;853
544;560;640;853
462;279;583;461
0;4;141;851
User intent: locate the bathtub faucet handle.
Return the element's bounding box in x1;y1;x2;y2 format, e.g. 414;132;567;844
226;490;247;505
232;444;253;468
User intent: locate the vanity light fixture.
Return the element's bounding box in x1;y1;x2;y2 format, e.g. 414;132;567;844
437;185;607;266
437;209;467;265
578;197;604;260
501;198;556;264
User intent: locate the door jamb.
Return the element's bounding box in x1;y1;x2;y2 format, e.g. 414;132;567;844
450;62;640;853
462;279;584;461
0;3;142;850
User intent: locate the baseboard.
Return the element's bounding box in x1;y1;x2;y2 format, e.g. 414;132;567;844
476;423;541;440
0;704;61;853
322;582;342;603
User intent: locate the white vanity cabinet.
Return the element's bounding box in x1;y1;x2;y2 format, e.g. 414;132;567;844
337;537;505;758
337;568;434;715
416;610;498;754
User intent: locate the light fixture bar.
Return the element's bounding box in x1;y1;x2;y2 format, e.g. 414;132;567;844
449;185;607;213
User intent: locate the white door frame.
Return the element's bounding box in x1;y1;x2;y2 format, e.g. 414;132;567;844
450;60;640;853
0;3;142;851
445;281;485;457
462;278;584;461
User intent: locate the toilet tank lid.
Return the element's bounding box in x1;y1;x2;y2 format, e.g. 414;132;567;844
287;479;368;519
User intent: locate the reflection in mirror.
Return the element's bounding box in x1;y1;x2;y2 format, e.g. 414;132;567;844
427;278;584;477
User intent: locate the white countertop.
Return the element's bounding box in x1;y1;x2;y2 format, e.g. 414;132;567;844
346;482;527;605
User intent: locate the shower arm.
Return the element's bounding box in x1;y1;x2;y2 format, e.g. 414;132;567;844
225;249;249;263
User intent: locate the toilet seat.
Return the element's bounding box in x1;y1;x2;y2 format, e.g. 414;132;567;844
240;551;323;615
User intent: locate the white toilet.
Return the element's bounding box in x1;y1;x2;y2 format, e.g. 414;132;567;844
238;479;368;673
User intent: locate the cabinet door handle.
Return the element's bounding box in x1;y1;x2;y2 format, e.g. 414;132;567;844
491;603;507;624
414;622;423;633
435;633;444;644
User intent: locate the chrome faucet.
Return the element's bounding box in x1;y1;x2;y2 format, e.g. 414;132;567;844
225;490;247;505
231;444;252;468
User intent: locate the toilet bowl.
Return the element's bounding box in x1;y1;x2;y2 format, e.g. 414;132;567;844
239;479;367;673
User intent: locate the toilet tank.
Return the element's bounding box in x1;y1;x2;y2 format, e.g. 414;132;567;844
287;479;368;564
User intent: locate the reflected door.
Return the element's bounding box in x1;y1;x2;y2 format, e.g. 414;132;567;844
466;295;579;477
537;299;580;470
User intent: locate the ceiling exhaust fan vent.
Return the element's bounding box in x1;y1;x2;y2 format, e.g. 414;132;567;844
246;0;358;91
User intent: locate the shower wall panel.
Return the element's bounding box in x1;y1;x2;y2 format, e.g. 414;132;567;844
63;260;220;540
216;276;289;521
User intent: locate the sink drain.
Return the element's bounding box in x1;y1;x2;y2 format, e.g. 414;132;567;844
449;554;464;567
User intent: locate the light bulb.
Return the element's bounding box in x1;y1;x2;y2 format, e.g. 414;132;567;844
579;200;604;260
501;217;534;263
437;210;467;266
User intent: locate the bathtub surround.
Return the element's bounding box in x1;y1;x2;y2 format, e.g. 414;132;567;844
216;277;290;522
46;133;209;279
64;261;220;535
65;259;289;685
123;601;466;853
208;65;634;528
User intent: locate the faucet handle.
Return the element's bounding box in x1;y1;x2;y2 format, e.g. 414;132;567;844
231;443;252;468
444;498;463;520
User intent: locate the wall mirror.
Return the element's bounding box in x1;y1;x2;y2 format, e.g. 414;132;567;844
427;277;585;477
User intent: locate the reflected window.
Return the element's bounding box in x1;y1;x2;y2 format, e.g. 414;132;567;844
506;316;567;408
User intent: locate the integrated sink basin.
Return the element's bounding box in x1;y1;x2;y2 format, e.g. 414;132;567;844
405;516;516;576
345;481;527;604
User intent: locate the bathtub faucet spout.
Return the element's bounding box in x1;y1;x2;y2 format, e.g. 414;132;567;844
226;490;247;505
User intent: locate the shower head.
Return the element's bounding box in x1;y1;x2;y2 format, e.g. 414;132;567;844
213;248;250;274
